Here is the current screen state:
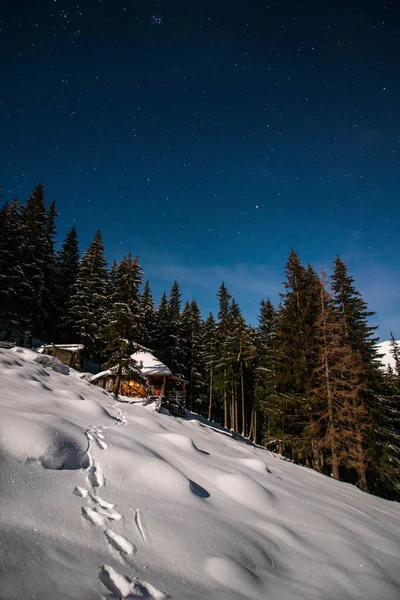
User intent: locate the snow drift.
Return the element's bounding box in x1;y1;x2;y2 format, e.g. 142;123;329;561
0;347;399;600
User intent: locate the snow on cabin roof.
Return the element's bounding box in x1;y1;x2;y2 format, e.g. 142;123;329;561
131;350;172;377
89;369;113;383
37;344;84;353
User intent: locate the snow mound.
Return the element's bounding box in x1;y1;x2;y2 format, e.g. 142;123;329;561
0;413;90;470
34;352;70;375
158;432;208;454
0;346;400;600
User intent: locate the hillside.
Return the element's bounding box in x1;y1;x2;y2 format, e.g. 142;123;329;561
0;347;399;600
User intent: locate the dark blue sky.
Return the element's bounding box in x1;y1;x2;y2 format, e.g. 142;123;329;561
1;0;399;337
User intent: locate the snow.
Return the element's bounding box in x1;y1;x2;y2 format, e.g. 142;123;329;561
36;343;84;353
0;346;399;600
131;349;172;376
377;340;400;372
90;367;113;383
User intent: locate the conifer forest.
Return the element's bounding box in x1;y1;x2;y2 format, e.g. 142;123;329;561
1;184;399;500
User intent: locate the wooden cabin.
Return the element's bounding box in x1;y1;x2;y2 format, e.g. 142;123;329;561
90;350;188;416
36;344;84;369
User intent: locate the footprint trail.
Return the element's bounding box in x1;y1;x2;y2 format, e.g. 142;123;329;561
77;403;167;597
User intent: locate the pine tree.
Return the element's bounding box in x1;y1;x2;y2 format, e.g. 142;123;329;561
215;282;232;427
138;280;156;348
389;332;400;376
68;230;108;362
168;281;184;374
0;198;29;340
202;312;217;421
181;300;204;411
57;227;80;341
153;291;170;363
102;254;143;396
308;274;369;485
330;258;386;493
109;260;118;291
42;200;59;340
221;299;255;434
271;251;319;458
331;257;380;367
254;299;278;444
19;184;49;339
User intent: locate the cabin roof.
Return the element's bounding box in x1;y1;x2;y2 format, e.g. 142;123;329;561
89;368;113;383
89;350;188;384
131;350;172;377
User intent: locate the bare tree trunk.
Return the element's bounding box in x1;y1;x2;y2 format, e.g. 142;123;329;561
253;410;257;443
231;388;235;431
190;366;194;411
356;430;368;492
113;350;123;398
207;367;213;421
235;393;238;433
248;407;254;440
241;368;245;435
223;372;228;428
113;366;122;398
319;276;340;480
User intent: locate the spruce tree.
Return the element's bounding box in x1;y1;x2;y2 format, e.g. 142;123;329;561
308;274;369;485
215;282;232;427
331;257;380;367
19;184;49;339
57;227;80;341
68;230;108;362
202;312;217;421
168;280;184;374
254;299;278;444
271;251;319;458
389;332;400;376
138;280;156;348
42;200;59;340
181;300;204;411
330;257;392;493
221;299;255;434
156;281;185;375
102;254;143;396
0;198;29;340
153;291;171;363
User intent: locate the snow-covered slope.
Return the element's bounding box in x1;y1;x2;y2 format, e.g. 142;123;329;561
377;340;400;372
0;347;399;600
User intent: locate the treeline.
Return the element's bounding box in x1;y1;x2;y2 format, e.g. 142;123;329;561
1;184;400;500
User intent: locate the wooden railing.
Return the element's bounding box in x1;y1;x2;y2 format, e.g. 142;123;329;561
164;391;186;416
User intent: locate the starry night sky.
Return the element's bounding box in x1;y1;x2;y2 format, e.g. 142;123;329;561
1;0;399;336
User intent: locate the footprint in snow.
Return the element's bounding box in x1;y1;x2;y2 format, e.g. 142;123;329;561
99;565;167;599
90;493;114;509
93;505;122;521
88;463;104;488
73;486;88;498
89;433;108;450
104;529;136;556
81;506;105;527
